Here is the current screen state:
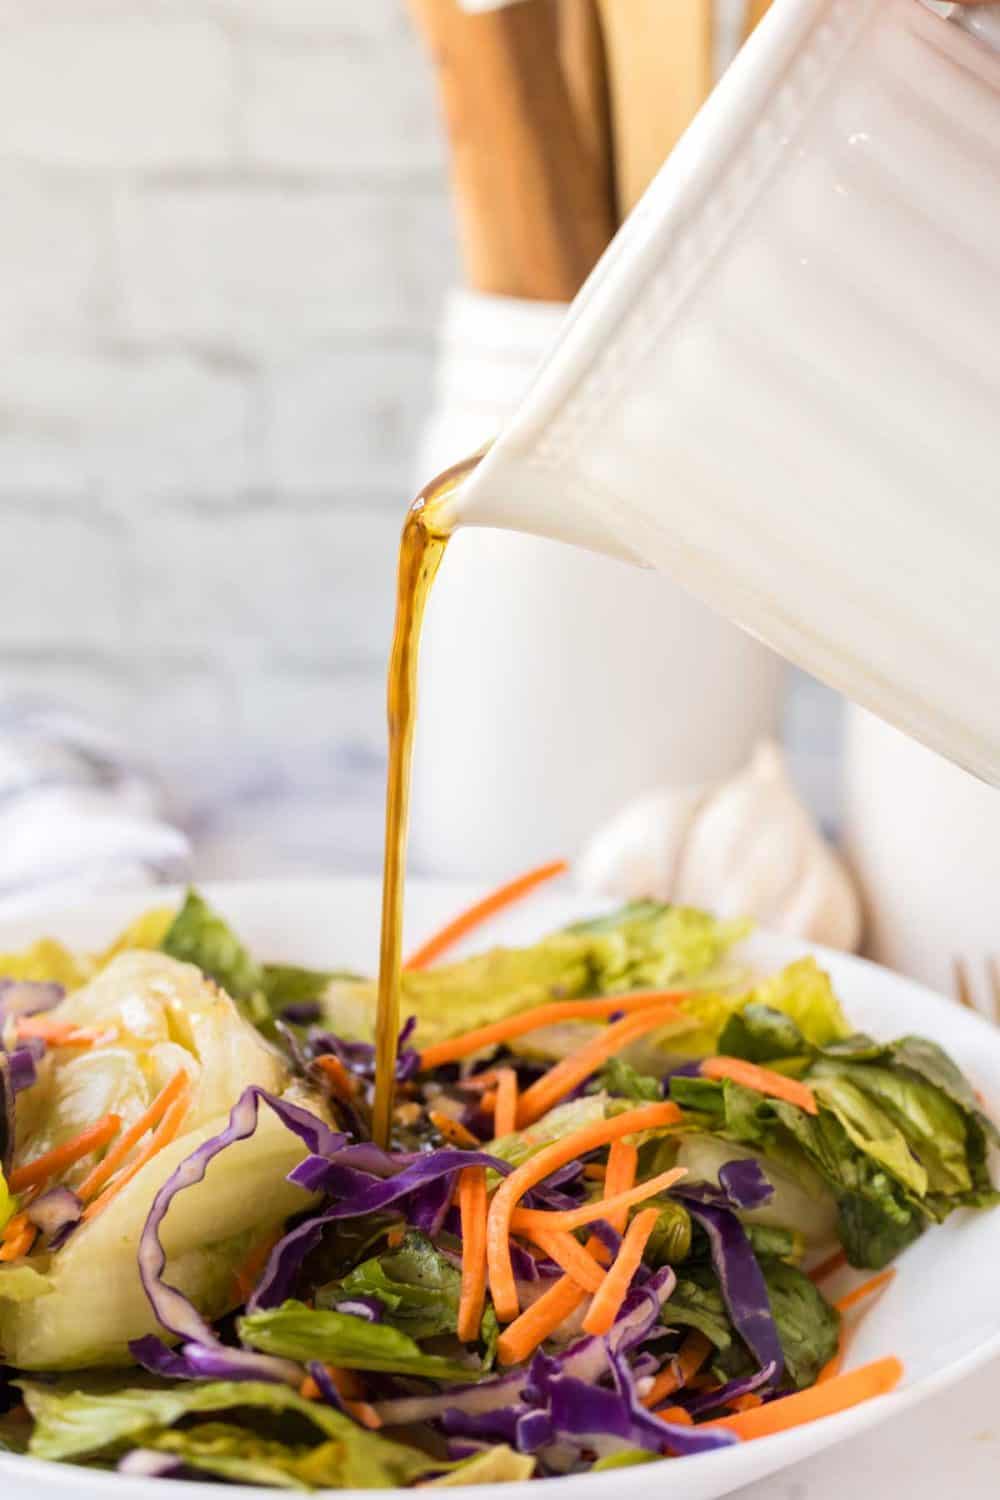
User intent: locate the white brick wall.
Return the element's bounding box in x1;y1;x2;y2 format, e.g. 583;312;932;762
0;0;456;863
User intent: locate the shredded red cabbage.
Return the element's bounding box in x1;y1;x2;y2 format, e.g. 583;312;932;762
680;1360;778;1417
130;1085;344;1380
27;1186;81;1239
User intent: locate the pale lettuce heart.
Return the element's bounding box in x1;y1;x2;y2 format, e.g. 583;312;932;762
1;953;326;1370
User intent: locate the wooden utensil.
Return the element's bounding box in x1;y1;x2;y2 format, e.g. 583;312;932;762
558;0;616;236
597;0;715;215
744;0;775;40
407;0;616;299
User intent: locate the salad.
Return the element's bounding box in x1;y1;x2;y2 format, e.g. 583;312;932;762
0;882;995;1489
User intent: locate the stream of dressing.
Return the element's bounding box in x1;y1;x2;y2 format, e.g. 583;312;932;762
371;454;480;1148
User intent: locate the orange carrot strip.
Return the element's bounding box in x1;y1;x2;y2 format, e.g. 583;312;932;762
817;1347;845;1383
496;1274;588;1366
428;1110;481;1149
582;1207;659;1335
404;860;568;971
419;990;691;1071
386;1225;406;1250
314;1054;357;1103
486;1102;681;1324
641;1331;712;1408
728;1393;764;1412
0;1221;36;1262
706;1357;903;1440
456;1167;489;1343
233;1228;283;1306
656;1405;694;1426
808;1248;847;1283
583;1163;606;1181
834;1268;895;1314
493;1068;518;1138
700;1056;818;1115
82;1087;190;1222
511;1165;686;1236
526;1228;607;1293
346;1401;382;1429
479;1090;497;1114
78;1071;189;1202
15;1018;109;1048
603;1139;638;1233
10;1113;121;1194
517;1005;687;1126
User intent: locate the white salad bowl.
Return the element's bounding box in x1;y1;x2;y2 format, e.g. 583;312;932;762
2;876;1000;1500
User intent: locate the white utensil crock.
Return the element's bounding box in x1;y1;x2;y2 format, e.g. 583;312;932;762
441;0;1000;787
410;290;783;879
843;706;1000;1003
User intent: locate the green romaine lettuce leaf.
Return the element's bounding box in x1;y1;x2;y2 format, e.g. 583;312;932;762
759;1259;839;1388
21;1376;437;1487
892;1035;1000;1146
162;889;270;1029
239;1300;481;1382
809;1074;928;1198
429;1446;537;1485
717;1003;809;1064
668;958;850;1060
321;1232;502;1362
320;903;748;1052
594;1055;661;1102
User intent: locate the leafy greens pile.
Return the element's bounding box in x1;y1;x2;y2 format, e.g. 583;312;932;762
0;890;991;1488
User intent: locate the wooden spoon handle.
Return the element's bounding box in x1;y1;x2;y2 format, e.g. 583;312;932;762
597;0;715;216
407;0;616;300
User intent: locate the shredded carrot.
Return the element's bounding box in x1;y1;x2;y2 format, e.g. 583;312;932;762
700;1056;818;1115
418;990;691;1071
706;1356;903;1440
10;1113;121;1194
386;1225;406;1250
82;1087;190;1222
603;1139;638;1233
478;1089;497;1114
428;1110;481;1149
0;1218;36;1262
327;1367;365;1400
347;1401;382;1429
314;1054;357;1104
583;1206;659;1335
517;1005;687;1126
728;1393;764;1412
496;1272;588;1366
511;1165;685;1237
486;1101;681;1324
456;1167;489;1343
404;860;568;972
642;1331;712;1409
15;1017;109;1048
493;1068;519;1138
834;1268;895;1314
233;1228;283;1306
583;1163;606;1181
808;1248;847;1283
457;1070;501;1093
656;1405;694;1426
526;1228;607;1294
817;1346;845;1383
78;1071;189;1202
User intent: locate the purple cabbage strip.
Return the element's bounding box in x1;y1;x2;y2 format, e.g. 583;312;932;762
27;1186;81;1238
118;1450;187;1479
251;1148;511;1313
280;1001;323;1026
309;1016;421;1083
7;1040;43;1095
607;1345;737;1455
717;1159;775;1211
130;1332;302;1387
681;1360;779;1418
441;1405;554;1455
334;1295;385;1323
286;1147;511;1211
131;1084;344;1372
0;979;63;1023
673;1190;783;1381
407;1173;454;1237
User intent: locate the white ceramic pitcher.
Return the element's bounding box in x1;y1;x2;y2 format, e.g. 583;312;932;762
437;0;1000;784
